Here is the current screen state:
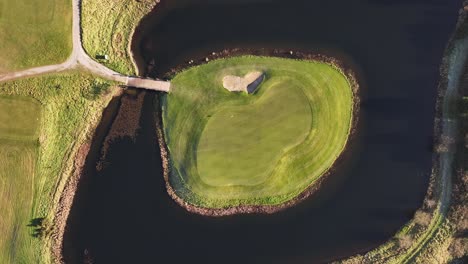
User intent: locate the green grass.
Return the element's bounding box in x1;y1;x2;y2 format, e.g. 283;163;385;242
198;82;311;187
0;72;116;263
163;56;355;208
0;97;40;264
0;0;71;73
81;0;157;75
0;96;41;141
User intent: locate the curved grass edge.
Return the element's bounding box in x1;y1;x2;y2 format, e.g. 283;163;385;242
81;0;158;75
157;53;361;217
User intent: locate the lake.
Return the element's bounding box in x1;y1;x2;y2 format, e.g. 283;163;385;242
63;0;461;263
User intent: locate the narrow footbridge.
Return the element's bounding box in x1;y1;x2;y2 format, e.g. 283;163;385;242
125;77;171;92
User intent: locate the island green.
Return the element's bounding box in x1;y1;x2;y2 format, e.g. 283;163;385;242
163;56;355;209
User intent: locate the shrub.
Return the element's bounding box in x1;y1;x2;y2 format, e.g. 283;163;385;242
398;235;413;250
414;210;432;227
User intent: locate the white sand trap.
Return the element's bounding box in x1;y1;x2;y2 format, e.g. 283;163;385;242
222;71;264;94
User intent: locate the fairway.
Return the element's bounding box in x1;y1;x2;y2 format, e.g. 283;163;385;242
0;72;116;263
0;0;71;72
0;96;41;141
0;97;40;264
163;56;356;209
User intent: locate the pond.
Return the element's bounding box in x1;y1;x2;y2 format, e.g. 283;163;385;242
63;0;461;263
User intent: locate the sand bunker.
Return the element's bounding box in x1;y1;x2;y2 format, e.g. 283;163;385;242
222;71;264;93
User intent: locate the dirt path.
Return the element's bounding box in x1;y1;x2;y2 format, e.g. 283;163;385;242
0;0;170;91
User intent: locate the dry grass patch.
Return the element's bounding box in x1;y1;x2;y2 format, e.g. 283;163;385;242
81;0;158;75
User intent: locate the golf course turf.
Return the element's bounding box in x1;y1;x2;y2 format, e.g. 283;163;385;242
162;56;358;214
0;0;71;72
0;97;41;264
0;72;117;263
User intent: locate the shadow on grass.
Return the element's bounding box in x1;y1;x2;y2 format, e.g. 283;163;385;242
27;217;45;238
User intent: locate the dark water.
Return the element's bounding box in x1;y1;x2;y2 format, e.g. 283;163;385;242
64;0;462;263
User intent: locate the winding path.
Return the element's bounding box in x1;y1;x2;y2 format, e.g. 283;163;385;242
0;0;171;92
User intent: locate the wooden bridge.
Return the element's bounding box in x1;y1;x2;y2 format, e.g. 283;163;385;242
126;77;171;92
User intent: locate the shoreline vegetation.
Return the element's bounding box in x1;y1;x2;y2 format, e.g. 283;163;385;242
158;53;360;216
48;1;161;262
81;0;159;75
97;90;145;171
338;6;468;264
0;72;119;263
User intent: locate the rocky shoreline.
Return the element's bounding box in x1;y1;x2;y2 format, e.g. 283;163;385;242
50;88;123;263
156;51;361;216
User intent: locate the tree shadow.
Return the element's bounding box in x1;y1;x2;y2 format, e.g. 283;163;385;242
27;217;46;238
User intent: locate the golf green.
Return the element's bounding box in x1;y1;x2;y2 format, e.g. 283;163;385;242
162;56;355;209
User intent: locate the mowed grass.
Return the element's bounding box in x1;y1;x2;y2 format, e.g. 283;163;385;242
0;0;71;73
198;82;312;187
163;56;355;208
0;72;116;263
0;97;41;141
0;97;40;264
81;0;157;75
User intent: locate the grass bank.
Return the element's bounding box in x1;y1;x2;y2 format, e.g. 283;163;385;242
162;56;356;213
0;0;71;73
81;0;158;75
0;72;117;263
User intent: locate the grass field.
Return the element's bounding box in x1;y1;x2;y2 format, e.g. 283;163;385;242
0;0;71;73
81;0;157;75
163;56;355;208
0;72;116;263
0;97;40;264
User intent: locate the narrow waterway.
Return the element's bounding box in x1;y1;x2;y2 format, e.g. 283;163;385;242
64;0;462;263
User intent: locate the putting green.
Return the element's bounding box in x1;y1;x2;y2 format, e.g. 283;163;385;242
163;56;355;209
197;82;311;187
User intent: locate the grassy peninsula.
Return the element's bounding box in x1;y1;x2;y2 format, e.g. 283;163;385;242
0;0;72;73
81;0;158;75
0;72;117;263
162;56;356;211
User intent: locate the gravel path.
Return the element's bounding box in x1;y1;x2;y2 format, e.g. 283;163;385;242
438;36;468;215
0;0;170;91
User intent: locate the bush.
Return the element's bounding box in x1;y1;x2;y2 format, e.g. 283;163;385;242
449;238;468;259
398;235;413;250
414;210;432;227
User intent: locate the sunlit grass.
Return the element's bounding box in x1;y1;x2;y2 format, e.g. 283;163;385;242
0;0;71;73
0;72;115;263
81;0;157;75
163;56;355;208
0;97;40;264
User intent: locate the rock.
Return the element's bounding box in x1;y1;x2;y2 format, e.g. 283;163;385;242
222;71;264;94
